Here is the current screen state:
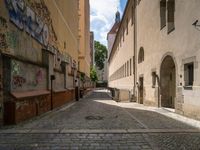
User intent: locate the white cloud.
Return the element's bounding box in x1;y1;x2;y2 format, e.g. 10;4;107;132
90;0;121;46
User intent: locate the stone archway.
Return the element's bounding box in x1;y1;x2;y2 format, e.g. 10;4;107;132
160;55;176;108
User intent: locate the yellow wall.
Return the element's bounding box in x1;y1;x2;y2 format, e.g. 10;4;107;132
78;0;91;77
44;0;79;63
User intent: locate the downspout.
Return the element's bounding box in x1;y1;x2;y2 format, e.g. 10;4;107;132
133;0;138;102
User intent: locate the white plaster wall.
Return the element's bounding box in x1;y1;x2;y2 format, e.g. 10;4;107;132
137;0;200;117
108;1;135;93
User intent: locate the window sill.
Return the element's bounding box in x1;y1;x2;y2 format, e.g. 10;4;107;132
183;86;193;90
160;25;166;30
167;28;175;34
11;90;50;100
53;89;67;93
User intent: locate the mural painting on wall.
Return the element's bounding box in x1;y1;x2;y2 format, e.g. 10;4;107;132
0;16;19;53
0;16;8;52
11;60;46;91
5;0;51;47
0;16;8;29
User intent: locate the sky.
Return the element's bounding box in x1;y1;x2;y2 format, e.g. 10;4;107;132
90;0;128;46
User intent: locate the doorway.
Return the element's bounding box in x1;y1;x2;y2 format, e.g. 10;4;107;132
139;77;144;104
160;56;176;108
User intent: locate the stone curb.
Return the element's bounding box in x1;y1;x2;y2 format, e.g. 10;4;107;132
1;129;200;134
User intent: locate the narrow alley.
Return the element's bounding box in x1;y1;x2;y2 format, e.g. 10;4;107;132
0;89;200;150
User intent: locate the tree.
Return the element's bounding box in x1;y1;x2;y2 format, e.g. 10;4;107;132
90;67;98;82
95;41;108;70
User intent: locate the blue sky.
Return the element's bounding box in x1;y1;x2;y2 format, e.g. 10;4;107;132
90;0;128;46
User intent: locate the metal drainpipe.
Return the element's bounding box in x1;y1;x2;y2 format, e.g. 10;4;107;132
50;75;55;110
133;0;138;102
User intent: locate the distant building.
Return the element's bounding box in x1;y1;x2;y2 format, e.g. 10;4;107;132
78;0;92;88
107;11;121;56
106;11;121;84
90;32;95;67
108;0;135;101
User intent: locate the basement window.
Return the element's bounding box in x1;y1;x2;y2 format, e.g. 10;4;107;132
184;62;194;88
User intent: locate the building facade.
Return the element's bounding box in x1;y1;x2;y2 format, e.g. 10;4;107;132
108;0;135;101
0;0;80;125
136;0;200;120
90;31;94;67
108;0;200;120
78;0;92;89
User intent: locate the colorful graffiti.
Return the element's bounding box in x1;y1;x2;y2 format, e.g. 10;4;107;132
0;16;7;29
0;33;8;50
11;60;47;90
35;69;43;85
5;0;49;46
12;75;26;88
6;31;18;49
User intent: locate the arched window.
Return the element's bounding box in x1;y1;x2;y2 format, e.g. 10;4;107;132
138;47;144;64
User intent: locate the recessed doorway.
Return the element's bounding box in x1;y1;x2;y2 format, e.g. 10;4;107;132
160;56;176;108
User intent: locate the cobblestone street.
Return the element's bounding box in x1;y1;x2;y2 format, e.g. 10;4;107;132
0;89;200;150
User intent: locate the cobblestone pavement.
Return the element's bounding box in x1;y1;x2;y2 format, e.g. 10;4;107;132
0;89;200;150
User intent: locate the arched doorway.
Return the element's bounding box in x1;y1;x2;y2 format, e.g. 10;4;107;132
160;56;176;108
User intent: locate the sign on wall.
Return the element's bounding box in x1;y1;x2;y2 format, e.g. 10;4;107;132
5;0;49;46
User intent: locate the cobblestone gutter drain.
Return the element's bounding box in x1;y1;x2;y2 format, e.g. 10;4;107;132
85;116;104;120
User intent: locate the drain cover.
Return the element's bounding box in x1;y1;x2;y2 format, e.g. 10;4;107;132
85;116;104;120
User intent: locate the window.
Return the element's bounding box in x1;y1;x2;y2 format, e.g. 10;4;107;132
123;27;125;41
64;41;66;49
123;64;125;77
127;61;129;76
133;56;135;74
160;0;166;29
152;72;156;88
184;63;194;87
138;47;144;63
167;0;175;33
130;59;132;76
131;6;134;25
126;18;128;35
125;63;126;77
120;36;122;47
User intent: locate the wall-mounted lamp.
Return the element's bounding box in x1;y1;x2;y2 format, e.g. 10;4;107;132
192;20;200;27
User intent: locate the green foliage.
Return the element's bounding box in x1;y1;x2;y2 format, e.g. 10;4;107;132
80;72;85;82
90;67;98;82
95;41;108;70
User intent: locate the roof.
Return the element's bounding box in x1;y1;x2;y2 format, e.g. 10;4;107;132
107;22;120;35
108;0;133;62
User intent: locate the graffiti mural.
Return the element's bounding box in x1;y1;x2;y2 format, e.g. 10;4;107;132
6;31;18;49
0;16;7;29
0;33;8;50
5;0;49;46
11;60;47;91
12;75;26;88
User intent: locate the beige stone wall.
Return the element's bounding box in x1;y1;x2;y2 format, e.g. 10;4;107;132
78;0;91;77
44;0;79;63
108;0;135;94
136;0;200;119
